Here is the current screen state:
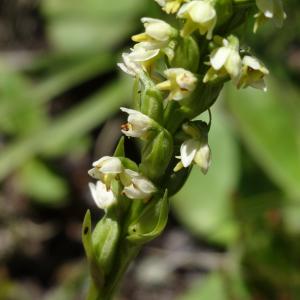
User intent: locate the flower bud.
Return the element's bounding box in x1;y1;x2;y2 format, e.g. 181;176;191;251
237;55;269;91
132;18;176;46
127;190;169;244
140;129;173;182
92;215;120;274
169;36;200;73
156;68;197;102
140;87;164;124
177;0;217;39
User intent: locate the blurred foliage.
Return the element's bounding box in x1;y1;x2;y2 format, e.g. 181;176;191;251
0;0;300;299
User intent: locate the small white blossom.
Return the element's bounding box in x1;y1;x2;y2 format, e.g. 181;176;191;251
177;0;217;39
155;0;188;14
175;139;211;174
122;169;157;200
117;45;160;76
237;55;269;91
88;156;123;186
156;68;197;102
204;36;241;83
255;0;286;28
120;107;153;138
89;181;116;210
132;18;175;47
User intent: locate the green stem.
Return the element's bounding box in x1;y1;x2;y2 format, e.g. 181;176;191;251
233;0;256;8
104;244;141;299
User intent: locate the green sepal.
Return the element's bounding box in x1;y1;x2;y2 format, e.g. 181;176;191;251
92;214;120;275
82;210;105;288
169;36;200;73
140;87;164;124
214;0;233;27
127;190;169;244
140;129;173;182
113;136;125;157
180;81;224;119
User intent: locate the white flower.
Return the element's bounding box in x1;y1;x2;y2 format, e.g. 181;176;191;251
177;0;217;39
255;0;286;27
122;169;157;200
132;18;175;47
155;0;188;14
131;18;177;61
156;68;197;101
117;52;143;77
118;45;160;76
120;107;153;138
204;36;241;83
89;181;116;210
88;156;123;185
237;55;269;91
175;139;211;174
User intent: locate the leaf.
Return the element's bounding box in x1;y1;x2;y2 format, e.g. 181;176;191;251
178;273;227;300
0;69;47;136
42;0;146;53
19;159;68;206
113;137;125;157
172;108;240;245
225;79;300;199
0;79;131;180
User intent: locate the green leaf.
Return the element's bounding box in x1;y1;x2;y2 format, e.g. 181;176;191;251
0;79;131;180
42;0;146;53
113;137;125;157
179;273;227;300
19;159;68;206
172;108;240;245
225;79;300;199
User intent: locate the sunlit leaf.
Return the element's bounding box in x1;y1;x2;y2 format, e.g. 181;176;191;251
225;79;300;199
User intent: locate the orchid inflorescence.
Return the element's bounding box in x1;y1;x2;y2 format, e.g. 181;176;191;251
82;1;285;299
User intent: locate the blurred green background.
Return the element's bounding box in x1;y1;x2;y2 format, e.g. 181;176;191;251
0;0;300;299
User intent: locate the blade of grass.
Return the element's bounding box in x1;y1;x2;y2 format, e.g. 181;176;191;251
0;79;130;181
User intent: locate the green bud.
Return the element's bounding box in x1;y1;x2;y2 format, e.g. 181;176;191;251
127;190;169;244
140;87;164;124
140;129;173;182
169;36;200;73
92;214;120;275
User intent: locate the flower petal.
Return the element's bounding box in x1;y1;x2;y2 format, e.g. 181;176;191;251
210;47;231;70
180;139;200;167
